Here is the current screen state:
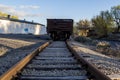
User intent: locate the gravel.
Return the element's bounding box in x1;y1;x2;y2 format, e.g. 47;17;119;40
20;41;87;79
22;69;87;76
27;64;81;68
0;34;48;76
70;41;120;78
31;60;77;64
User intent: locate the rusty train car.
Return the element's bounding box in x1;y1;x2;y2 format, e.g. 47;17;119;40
47;19;73;40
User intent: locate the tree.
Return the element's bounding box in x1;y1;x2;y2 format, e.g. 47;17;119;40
111;5;120;32
0;12;19;19
11;15;19;19
76;19;91;36
76;19;90;29
0;12;8;17
92;11;114;37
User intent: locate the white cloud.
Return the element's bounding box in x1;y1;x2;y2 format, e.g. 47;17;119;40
0;4;15;13
19;5;40;9
0;4;41;18
25;14;41;17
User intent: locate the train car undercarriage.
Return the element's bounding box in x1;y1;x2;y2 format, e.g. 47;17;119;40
49;31;70;40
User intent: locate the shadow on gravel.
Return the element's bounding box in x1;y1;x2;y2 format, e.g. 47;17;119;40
0;34;51;42
0;40;46;57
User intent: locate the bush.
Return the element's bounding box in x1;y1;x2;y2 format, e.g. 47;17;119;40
75;36;89;43
74;36;99;46
75;36;92;43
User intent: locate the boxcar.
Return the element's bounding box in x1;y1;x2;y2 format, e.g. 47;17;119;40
47;19;73;40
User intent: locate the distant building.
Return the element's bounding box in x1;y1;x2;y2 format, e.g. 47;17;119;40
0;16;46;35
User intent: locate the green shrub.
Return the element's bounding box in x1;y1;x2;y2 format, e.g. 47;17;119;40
75;36;88;43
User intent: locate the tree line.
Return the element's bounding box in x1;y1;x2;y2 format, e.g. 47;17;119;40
74;5;120;37
0;12;19;19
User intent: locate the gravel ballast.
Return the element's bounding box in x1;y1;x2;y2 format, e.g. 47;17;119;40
0;34;48;76
22;69;86;76
69;41;120;79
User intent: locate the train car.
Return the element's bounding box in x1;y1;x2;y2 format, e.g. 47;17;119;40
47;19;73;40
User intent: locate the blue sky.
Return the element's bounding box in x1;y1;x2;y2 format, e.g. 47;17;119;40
0;0;120;25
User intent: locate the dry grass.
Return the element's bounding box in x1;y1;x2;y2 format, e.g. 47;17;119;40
96;47;120;58
0;47;8;56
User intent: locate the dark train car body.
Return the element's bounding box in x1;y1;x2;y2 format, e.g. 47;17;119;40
47;19;73;40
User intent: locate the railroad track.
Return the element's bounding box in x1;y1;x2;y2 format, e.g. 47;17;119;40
0;41;111;80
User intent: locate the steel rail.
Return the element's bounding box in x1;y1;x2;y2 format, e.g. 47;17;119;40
66;40;111;80
0;41;51;80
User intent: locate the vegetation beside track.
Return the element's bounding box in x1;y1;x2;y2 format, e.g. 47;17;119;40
74;36;120;58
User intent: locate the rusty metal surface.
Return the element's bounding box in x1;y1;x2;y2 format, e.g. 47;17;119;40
0;41;50;80
47;19;73;33
66;41;111;80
